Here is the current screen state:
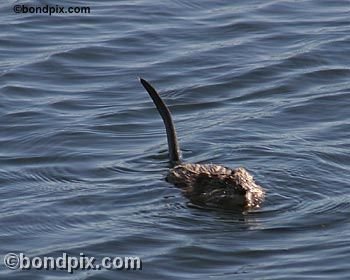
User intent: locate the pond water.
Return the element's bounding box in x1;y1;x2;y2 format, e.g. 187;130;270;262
1;0;350;279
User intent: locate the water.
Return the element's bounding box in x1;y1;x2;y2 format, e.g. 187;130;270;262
1;0;350;279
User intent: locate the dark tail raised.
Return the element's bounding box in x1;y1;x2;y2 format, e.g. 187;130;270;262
140;78;181;165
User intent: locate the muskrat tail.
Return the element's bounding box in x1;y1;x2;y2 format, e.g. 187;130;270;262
139;78;181;166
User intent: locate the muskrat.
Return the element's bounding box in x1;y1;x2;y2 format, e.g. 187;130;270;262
140;78;265;210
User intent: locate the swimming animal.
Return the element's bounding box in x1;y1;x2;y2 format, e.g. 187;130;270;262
140;78;265;210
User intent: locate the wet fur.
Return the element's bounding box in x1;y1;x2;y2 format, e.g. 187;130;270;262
140;78;265;210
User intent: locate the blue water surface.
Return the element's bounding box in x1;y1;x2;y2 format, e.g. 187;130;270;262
0;0;350;279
